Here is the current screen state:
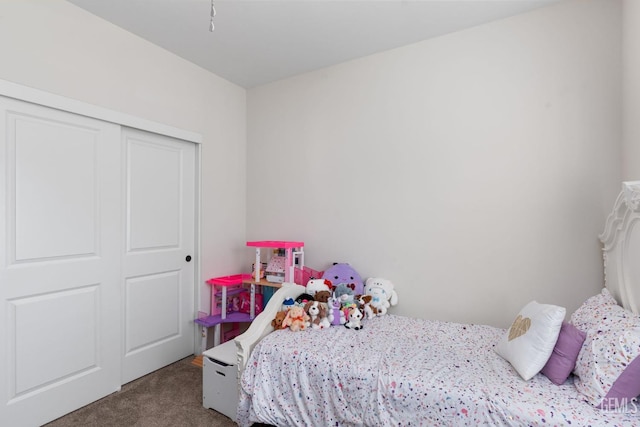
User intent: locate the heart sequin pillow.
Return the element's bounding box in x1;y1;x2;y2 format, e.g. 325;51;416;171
495;301;566;380
508;315;531;341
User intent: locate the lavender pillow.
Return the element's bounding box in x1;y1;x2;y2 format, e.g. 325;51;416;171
540;322;586;385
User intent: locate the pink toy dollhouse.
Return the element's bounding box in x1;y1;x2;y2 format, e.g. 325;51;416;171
195;240;304;351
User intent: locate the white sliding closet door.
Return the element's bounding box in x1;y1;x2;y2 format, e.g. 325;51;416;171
121;128;195;384
0;98;122;426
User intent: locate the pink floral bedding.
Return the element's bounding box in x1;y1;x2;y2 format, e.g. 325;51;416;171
238;315;639;426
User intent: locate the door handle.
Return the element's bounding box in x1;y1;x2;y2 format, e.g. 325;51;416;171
185;255;192;262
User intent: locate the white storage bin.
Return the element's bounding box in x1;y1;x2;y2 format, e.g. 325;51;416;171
202;340;238;420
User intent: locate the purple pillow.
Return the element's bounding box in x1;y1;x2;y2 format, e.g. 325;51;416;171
541;322;586;385
600;355;640;409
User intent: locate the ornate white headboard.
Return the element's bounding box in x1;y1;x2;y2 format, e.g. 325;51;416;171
600;181;640;314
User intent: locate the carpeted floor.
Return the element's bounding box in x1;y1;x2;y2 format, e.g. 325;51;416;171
44;357;238;427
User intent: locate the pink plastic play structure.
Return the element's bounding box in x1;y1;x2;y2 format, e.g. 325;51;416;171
246;240;304;284
195;240;306;351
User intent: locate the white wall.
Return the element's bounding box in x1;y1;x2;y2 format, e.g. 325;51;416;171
247;0;622;327
0;0;247;314
0;0;624;328
623;0;640;180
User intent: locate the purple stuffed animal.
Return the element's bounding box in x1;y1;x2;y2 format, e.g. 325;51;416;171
327;295;346;325
322;263;364;296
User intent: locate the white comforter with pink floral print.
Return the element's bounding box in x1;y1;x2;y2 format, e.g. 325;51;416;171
237;315;639;426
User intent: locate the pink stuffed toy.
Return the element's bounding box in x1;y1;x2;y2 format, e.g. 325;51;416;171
281;305;309;332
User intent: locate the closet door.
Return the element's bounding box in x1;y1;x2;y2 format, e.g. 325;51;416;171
0;98;122;426
121;128;195;383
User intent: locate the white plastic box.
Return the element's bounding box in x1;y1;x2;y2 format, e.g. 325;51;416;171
202;340;238;420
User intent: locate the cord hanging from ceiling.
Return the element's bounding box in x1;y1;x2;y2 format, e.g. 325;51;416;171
209;0;217;32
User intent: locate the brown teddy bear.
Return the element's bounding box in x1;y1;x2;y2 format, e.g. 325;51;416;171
271;310;288;330
314;290;331;304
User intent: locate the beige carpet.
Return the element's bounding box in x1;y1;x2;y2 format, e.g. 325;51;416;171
45;357;237;427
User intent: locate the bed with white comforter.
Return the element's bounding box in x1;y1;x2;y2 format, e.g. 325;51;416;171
237;314;638;426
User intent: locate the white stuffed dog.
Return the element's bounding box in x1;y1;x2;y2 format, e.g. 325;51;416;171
364;278;398;316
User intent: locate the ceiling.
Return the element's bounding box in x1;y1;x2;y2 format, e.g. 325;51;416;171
67;0;564;89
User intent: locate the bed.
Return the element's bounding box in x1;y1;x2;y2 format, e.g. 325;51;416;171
233;181;640;426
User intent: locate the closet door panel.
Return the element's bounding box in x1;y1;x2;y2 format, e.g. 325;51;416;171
13;117;97;261
127;138;181;250
0;98;122;427
125;271;180;353
122;128;195;384
10;286;99;393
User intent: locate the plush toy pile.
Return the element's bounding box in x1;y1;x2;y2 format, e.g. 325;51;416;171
271;262;399;332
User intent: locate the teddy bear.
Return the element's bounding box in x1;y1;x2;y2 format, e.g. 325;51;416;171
321;263;364;295
304;301;331;330
314;290;331;304
364;277;398;316
271;310;288;330
344;306;363;330
306;278;332;297
281;305;310;332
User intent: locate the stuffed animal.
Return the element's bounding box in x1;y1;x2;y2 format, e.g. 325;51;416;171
271;310;288;330
322;263;364;295
281;305;310;332
306;278;332;297
334;283;355;306
282;298;295;312
357;294;379;319
314;290;331;304
327;295;346;325
304;301;331;330
364;278;398;316
344;306;363;330
295;293;315;305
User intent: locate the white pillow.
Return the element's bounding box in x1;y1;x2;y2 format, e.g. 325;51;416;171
571;289;640;408
495;301;566;380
